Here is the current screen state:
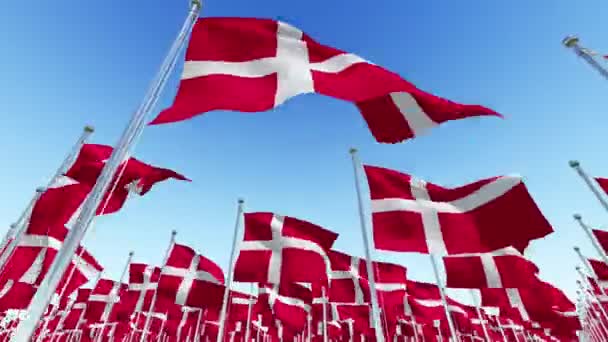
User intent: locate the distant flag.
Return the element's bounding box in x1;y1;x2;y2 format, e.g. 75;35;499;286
151;17;500;143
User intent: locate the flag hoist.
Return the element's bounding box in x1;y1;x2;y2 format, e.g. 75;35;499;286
563;36;608;81
11;0;203;340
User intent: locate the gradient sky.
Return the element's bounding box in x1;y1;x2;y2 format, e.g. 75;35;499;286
2;0;608;304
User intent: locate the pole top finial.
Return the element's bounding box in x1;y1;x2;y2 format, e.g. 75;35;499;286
574;246;580;252
573;213;582;220
576;280;582;284
128;251;134;256
562;35;580;48
238;198;244;204
349;148;358;154
576;266;581;271
171;229;178;236
84;125;95;133
35;187;46;193
9;223;17;229
568;160;580;168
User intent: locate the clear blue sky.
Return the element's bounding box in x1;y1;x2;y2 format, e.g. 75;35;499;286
1;0;608;304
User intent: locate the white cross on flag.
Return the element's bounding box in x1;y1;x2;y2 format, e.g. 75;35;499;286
327;250;407;305
127;263;161;312
85;278;128;323
364;165;553;255
157;243;225;309
443;247;539;289
234;212;338;285
150;17;499;144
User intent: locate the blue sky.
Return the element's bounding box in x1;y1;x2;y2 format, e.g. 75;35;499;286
1;0;608;305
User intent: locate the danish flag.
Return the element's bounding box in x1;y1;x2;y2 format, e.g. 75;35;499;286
151;17;499;143
127;263;161;312
592;229;608;254
443;247;539;289
157;243;225;309
234;212;338;285
364;165;553;254
596;177;608;195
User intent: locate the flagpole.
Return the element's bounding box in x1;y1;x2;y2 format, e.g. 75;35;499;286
139;230;177;342
576;272;608;324
577;285;608;339
194;308;203;342
429;254;460;342
574;247;608;298
348;148;385;342
94;251;133;342
570;160;608;213
244;283;255;342
321;287;329;342
12;0;203;338
573;215;608;266
217;198;245;342
562;36;608;81
0;125;94;267
468;290;490;342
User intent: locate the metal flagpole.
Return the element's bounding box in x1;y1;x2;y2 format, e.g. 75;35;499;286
349;148;385;342
569;160;608;213
0;125;93;269
575;248;608;298
468;290;490;342
577;286;608;339
573;215;608;266
433;320;443;342
95;252;134;342
194;308;203;342
429;254;460;342
140;230;177;342
256;315;262;342
322;287;328;342
244;283;255;342
12;1;203;338
217;199;245;342
562;36;608;81
577;274;608;325
307;314;312;342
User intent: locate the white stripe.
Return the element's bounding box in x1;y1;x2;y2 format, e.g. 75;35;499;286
232;297;254;305
49;175;79;189
73;303;86;310
374;283;406;292
480;255;503;288
181;21;367;108
371;176;522;214
18;235;63;250
72;253;101;281
19;248;47;284
171;257;199;306
329;256;365;304
410;177;447;254
262;285;311;312
162;265;221;284
506;288;530;321
414;298;467;315
390;92;437;136
89;294;119;303
240;214;331;284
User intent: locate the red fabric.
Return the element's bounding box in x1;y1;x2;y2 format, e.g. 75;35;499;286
151;17;498;144
157;243;225;309
589;259;608;281
443;252;539;288
593;229;608;255
364;165;553;254
84;279;131;324
596;177;608;195
125;263;161;313
234;212;338;286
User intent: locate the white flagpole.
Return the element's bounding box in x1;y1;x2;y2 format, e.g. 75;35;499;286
576;275;608;325
575;246;608;302
321;287;328;342
433;320;442;342
468;290;490;342
348;148;385;342
0;125;93;269
217;198;245;342
429;254;460;342
569;160;608;213
95;251;134;342
244;283;255;342
194;308;203;342
573;215;608;266
256;315;262;342
140;230;177;342
577;287;608;339
12;1;203;338
307;314;312;342
562;36;608;81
